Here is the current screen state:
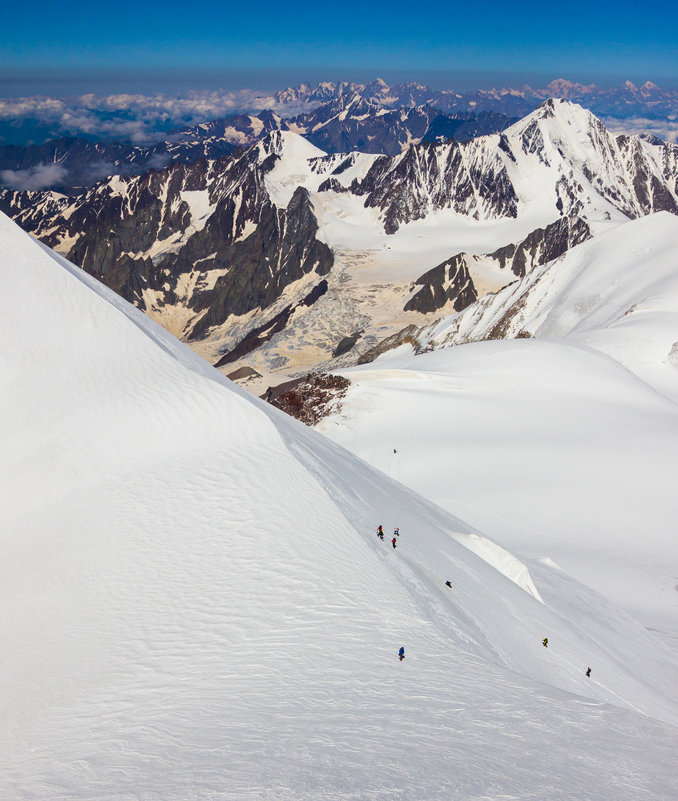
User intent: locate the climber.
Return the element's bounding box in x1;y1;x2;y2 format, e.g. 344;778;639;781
398;646;405;661
542;637;548;648
391;537;397;549
377;525;384;540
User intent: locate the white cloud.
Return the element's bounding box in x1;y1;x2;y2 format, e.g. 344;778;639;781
0;90;320;145
601;116;678;145
0;162;69;190
0;97;66;121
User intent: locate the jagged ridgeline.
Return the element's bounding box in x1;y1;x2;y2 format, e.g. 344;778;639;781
0;93;516;194
1;100;678;378
0;135;334;341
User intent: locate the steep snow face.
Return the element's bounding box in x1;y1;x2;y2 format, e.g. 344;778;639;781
501;99;678;220
257;128;327;160
317;214;678;639
3;212;678;799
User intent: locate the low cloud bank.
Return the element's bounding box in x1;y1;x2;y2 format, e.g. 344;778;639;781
0;163;69;190
0;90;314;146
600;116;678;144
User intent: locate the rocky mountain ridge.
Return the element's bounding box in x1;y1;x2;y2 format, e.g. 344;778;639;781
2;101;677;388
351;100;678;234
1;135;333;343
275;77;678;120
372;212;678;398
0;97;515;194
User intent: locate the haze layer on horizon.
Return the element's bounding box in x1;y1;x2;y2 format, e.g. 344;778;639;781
2;0;677;98
2;67;677;100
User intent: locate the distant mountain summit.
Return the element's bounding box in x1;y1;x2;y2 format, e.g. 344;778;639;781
272;76;678;120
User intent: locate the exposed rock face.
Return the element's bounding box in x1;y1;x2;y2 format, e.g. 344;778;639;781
404;216;591;316
404;254;478;314
358;325;421;365
0;189;69;231
0;112;290;194
226;365;261;381
351;140;519;233
0;137;333;343
332;330;364;358
264;373;351;425
488;216;592;278
615;135;678;216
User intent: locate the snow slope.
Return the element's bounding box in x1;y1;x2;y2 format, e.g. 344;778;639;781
422;212;678;402
317;214;678;642
2;212;678;800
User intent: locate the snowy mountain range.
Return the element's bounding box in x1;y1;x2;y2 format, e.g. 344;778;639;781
2;99;677;391
0;97;514;194
4;75;678;193
276;77;678;121
5;75;676;149
2;209;678;800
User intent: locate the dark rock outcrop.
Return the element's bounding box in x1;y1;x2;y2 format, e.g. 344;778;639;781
351;139;518;233
265;373;351;426
213;279;328;366
332;330;364;358
488;216;592;278
357;325;420;365
405;254;478;314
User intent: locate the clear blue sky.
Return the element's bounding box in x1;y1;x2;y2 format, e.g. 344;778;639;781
2;0;677;93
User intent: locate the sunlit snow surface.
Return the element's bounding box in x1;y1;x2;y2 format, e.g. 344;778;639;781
2;212;678;800
318;214;678;642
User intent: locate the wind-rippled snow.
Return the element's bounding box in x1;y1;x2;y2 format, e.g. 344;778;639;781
2;212;677;800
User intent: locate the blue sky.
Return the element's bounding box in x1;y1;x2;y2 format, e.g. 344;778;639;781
2;0;677;93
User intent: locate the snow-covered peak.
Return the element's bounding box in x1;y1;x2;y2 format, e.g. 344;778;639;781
252;129;327;163
546;79;598;97
496;99;678;220
505;98;601;140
